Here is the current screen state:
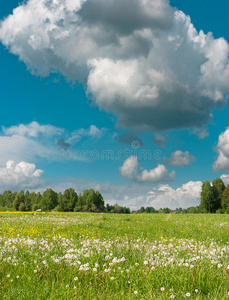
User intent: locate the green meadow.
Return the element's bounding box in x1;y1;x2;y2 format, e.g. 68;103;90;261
0;212;229;299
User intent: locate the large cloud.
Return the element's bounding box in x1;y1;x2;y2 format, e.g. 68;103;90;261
213;128;229;171
0;160;44;191
146;181;202;209
1;0;229;131
119;155;175;183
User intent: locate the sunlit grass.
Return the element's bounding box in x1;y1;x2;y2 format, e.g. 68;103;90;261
0;213;229;299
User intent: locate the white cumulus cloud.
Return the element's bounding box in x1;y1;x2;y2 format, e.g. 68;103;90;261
146;181;202;209
167;150;196;167
119;156;175;183
0;160;44;191
2;121;64;138
213;128;229;171
1;0;229;131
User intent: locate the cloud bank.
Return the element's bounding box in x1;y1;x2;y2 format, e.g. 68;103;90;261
1;0;229;131
119;156;175;183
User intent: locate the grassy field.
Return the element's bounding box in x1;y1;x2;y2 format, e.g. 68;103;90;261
0;212;229;299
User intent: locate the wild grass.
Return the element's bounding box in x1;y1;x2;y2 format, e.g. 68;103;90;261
0;212;229;299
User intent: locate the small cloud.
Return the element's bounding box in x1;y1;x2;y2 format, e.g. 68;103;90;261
67;125;106;144
2;121;64;138
193;128;209;139
53;78;60;83
119;156;175;183
57;138;71;150
118;130;143;147
167;150;196;167
153;133;167;148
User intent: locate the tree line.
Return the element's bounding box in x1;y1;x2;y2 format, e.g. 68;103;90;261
1;178;229;214
0;188;132;214
0;188;105;212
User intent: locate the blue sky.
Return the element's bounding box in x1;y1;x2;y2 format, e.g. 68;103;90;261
1;0;229;209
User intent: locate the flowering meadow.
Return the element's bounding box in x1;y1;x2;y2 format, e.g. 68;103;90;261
0;213;229;299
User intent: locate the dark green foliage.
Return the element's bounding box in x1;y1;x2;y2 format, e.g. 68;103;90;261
221;185;229;213
212;178;225;212
0;188;105;213
105;203;130;214
199;179;226;213
74;189;104;212
57;188;78;212
199;181;214;213
40;188;58;211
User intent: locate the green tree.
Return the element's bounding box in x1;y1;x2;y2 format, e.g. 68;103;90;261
74;193;85;212
19;202;26;212
212;178;225;212
40;188;58;211
221;185;229;213
145;207;156;213
13;191;25;211
74;189;104;212
139;207;145;213
2;190;15;208
200;181;214;213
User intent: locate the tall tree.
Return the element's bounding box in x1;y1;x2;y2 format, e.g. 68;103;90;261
200;181;214;213
212;178;226;212
13;190;25;211
40;188;58;211
221;185;229;213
